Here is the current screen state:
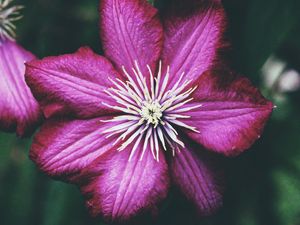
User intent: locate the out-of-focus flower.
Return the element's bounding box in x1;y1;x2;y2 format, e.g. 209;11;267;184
0;0;41;136
277;69;300;93
25;0;273;222
262;56;300;94
261;56;286;89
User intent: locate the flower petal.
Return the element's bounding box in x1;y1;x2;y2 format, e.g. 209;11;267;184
25;47;119;119
100;0;163;76
176;71;273;156
161;0;225;86
80;143;169;222
0;39;41;137
30;117;118;182
170;143;223;215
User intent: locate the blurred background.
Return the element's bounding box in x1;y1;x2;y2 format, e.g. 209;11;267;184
1;0;300;225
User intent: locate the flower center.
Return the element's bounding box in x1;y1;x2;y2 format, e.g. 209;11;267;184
140;101;163;127
0;0;23;41
102;61;202;161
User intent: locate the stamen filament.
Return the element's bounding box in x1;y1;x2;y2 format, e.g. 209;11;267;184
165;98;194;112
0;0;23;41
128;132;144;161
157;66;170;101
102;102;140;115
153;129;160;161
172;104;203;113
122;66;144;100
154;61;162;98
141;127;152;161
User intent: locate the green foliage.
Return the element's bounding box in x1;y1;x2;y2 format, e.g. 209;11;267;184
223;0;300;84
148;0;155;5
272;169;300;225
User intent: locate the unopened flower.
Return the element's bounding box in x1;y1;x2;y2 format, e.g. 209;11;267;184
25;0;273;222
0;0;41;136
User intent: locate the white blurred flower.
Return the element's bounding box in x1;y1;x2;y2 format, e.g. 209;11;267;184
278;69;300;92
261;56;300;93
261;56;286;88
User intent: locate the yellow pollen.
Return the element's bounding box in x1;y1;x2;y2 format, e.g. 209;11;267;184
140;101;163;127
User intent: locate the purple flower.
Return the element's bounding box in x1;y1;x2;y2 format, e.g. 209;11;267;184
0;0;41;136
25;0;273;222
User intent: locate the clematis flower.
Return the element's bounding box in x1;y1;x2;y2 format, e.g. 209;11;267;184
0;0;41;136
25;0;273;222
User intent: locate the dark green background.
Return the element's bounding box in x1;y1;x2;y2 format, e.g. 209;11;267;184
1;0;300;225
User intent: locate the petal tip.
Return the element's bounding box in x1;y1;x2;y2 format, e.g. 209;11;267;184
0;41;41;137
80;148;169;223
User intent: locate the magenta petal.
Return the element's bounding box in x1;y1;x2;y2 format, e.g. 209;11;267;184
81;144;169;222
30;117;118;182
178;71;273;156
100;0;163;76
0;39;41;136
25;47;119;119
170;144;223;215
161;0;225;86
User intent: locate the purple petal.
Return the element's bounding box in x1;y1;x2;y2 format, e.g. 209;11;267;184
100;0;163;77
80;143;169;222
161;0;225;86
30;117;118;182
177;71;273;156
25;47;119;119
170;143;223;215
0;39;41;136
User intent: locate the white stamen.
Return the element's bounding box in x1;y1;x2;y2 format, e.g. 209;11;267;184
141;127;152;160
166;114;191;119
140;101;163;127
108;88;137;106
134;61;151;101
102;121;135;134
118;126;145;151
157;66;170;101
153;129;160;161
105;127;128;139
163;125;185;148
104;90;140;112
128;132;144;161
0;0;23;41
172;104;203;113
155;61;162;98
102;102;140;115
168;119;199;133
102;61;201;160
147;64;155;100
165;121;178;135
149;128;155;159
165;98;194;112
157;126;167;151
122;66;144;100
161;72;185;102
113;123;142;145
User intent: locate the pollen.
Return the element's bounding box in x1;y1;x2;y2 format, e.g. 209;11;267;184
140;101;163;127
0;0;23;41
102;60;202;161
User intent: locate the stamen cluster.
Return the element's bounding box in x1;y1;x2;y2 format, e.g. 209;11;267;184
0;0;23;41
102;61;202;161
